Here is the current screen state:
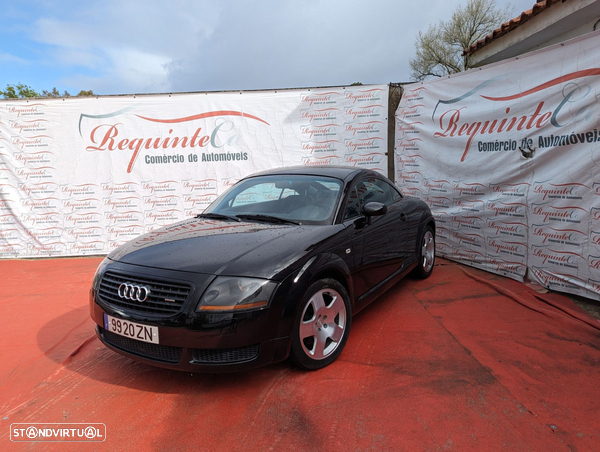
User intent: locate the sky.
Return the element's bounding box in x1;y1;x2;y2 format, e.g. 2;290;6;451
0;0;536;95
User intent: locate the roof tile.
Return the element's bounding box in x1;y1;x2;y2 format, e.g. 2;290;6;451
463;0;563;56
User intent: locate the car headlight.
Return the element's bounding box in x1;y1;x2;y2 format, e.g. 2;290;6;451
92;257;111;289
197;276;277;312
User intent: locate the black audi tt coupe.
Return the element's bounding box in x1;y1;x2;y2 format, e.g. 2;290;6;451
90;166;435;371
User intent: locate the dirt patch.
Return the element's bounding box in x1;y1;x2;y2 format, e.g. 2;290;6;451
569;295;600;320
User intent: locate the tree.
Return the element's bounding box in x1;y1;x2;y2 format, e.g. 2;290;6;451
41;87;71;98
409;0;514;81
0;83;40;98
0;84;95;99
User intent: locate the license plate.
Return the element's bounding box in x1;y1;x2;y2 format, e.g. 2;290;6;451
104;314;159;344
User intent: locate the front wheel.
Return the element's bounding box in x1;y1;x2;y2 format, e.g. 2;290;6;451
291;279;351;370
413;225;435;279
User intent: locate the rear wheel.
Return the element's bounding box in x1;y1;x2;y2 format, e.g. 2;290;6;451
291;279;351;370
414;226;435;279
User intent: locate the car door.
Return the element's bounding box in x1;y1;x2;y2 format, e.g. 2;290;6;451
342;177;409;303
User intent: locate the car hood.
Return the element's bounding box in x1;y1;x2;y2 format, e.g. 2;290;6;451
108;217;341;279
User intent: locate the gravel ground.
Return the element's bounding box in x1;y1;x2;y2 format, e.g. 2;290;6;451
570;295;600;320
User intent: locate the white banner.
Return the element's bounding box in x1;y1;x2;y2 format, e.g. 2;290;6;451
0;84;389;258
395;32;600;300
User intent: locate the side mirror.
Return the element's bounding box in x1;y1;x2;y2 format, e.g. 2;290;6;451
362;202;387;224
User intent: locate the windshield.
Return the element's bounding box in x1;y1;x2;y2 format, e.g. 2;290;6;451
205;174;343;225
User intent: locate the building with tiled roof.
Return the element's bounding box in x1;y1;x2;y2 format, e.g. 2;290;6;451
464;0;600;67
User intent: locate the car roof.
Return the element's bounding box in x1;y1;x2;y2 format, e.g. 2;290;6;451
246;165;380;182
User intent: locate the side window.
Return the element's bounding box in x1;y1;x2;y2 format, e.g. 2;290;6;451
357;178;396;206
383;180;402;202
390;184;402;202
343;186;361;220
343;178;401;220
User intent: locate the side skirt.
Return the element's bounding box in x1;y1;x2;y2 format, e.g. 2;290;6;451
354;262;418;314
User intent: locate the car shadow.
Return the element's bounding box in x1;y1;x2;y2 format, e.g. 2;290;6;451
34;278;411;395
35;304;294;394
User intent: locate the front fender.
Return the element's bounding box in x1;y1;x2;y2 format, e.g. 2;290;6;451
411;210;435;261
273;252;354;341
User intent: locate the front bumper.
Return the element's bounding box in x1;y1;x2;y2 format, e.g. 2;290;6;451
91;301;291;373
89;261;295;372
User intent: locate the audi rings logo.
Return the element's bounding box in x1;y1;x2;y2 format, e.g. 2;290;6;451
118;283;151;302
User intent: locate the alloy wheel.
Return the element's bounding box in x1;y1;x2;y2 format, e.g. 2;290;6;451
299;288;347;360
422;230;435;273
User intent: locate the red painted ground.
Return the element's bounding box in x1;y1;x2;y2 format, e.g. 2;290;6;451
0;257;598;451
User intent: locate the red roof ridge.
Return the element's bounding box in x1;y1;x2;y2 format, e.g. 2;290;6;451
463;0;563;56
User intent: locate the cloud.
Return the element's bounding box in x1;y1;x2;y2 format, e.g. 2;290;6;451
58;48;172;95
165;0;441;91
165;0;531;92
27;0;219;93
105;47;172;92
6;0;531;94
51;48;105;69
0;53;29;64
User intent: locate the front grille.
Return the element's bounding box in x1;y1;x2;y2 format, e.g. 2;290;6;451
98;271;191;315
192;345;260;364
101;328;182;364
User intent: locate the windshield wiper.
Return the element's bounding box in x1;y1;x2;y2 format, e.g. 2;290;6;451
195;212;241;222
236;214;301;225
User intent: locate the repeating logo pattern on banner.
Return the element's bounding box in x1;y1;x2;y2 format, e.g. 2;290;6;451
395;32;600;300
0;85;388;258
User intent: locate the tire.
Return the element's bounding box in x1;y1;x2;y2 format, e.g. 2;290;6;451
291;278;351;370
413;225;435;279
